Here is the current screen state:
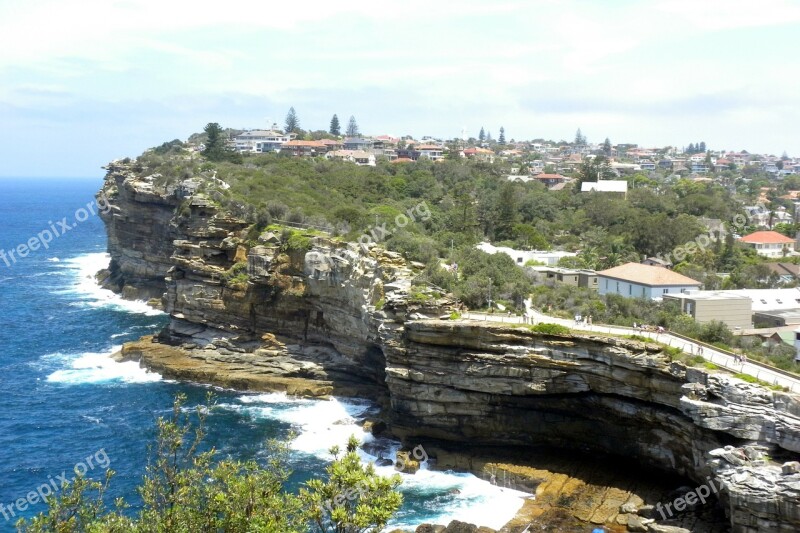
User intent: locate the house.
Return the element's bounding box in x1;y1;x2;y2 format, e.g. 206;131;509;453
416;144;444;161
234;130;290;153
663;291;752;330
343;137;373;151
642;257;673;268
765;263;800;284
325;149;376;166
533;267;598;290
317;138;343;152
581;180;628;198
462;147;495;163
597;262;701;300
739;231;796;258
279;140;328;157
396;149;421;161
475;242;576;266
533;173;567;188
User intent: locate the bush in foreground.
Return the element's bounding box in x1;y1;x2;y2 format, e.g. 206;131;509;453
17;394;402;533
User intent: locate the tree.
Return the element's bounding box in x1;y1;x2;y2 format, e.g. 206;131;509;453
687;143;695;154
602;137;612;156
478;127;485;142
285;107;300;133
202;122;228;161
698;141;706;153
17;395;403;533
329;114;341;136
300;435;403;533
346;116;360;137
498;127;506;145
574;128;586;145
575;155;615;188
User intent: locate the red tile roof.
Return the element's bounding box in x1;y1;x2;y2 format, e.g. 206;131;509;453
739;231;796;244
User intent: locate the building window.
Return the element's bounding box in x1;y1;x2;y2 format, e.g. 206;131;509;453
663;288;669;294
629;285;632;295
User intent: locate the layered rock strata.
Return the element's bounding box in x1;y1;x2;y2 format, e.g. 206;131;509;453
99;161;800;532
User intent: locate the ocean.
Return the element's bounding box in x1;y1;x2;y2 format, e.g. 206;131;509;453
0;178;526;532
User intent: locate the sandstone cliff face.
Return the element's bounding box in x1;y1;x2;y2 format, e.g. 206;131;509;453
99;162;800;532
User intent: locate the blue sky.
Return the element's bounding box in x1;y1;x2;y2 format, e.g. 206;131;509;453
1;0;799;177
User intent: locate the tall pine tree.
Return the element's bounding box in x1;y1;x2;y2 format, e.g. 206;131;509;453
346;116;359;137
603;137;611;156
284;107;299;133
329;114;341;136
498;127;506;144
478;127;485;142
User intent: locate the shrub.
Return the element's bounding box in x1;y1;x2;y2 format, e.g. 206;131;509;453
529;323;570;335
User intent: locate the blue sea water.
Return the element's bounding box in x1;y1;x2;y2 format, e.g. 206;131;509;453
0;178;526;532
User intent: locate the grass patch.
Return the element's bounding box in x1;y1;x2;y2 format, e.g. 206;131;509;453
222;261;249;285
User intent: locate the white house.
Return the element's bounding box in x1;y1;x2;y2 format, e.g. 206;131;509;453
325;149;376;166
597;262;701;300
739;231;797;257
234;130;290;153
581;180;628;196
475;242;576;266
416;144;444;161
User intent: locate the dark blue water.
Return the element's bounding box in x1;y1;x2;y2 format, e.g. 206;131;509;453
0;178;523;531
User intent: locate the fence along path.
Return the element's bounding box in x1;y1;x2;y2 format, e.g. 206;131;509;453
460;306;800;394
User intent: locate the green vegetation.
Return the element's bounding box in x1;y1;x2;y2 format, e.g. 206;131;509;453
133;127;800;372
222;261;249;285
528;322;571;335
530;283;800;374
17;395;402;533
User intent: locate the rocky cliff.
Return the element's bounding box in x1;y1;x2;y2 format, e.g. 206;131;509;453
99;161;800;532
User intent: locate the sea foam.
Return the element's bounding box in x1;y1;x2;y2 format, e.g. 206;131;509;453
222;393;527;531
54;253;164;316
45;347;162;385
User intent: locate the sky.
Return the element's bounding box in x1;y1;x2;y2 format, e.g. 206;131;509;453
1;0;799;177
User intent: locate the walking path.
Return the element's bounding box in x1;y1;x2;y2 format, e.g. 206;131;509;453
462;303;800;394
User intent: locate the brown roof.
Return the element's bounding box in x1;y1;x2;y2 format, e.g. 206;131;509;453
740;231;795;244
535;173;565;180
766;263;800;278
597;262;701;287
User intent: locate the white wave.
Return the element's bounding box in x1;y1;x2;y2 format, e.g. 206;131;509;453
220;394;526;530
0;276;11;283
55;253;164;316
47;257;60;262
45;346;162;385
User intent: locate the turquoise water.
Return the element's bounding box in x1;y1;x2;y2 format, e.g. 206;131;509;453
0;178;526;531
